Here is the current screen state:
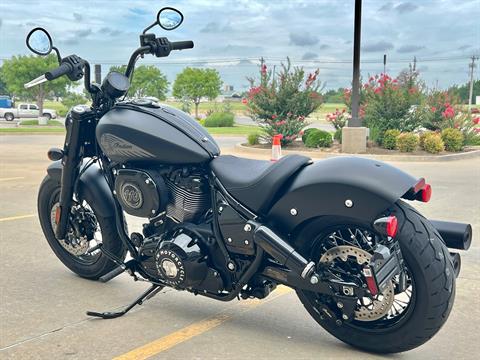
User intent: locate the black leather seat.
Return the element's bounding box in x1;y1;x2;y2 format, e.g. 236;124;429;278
210;154;311;214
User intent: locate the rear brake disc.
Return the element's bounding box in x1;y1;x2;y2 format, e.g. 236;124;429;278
320;245;394;321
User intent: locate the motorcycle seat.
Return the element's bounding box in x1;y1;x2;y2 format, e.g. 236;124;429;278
210;154;312;214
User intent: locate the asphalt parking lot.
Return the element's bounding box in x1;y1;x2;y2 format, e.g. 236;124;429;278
1;134;479;360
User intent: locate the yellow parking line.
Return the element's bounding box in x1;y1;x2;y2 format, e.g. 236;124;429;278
0;177;25;182
114;286;293;360
0;214;36;222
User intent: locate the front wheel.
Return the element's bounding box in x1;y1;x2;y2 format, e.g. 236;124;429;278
296;201;455;353
38;175;127;279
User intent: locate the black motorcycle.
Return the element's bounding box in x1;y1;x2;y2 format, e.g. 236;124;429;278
25;8;472;354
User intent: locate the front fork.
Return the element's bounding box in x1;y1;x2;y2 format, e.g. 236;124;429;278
54;107;88;239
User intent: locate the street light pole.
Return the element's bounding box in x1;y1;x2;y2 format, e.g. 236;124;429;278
349;0;362;127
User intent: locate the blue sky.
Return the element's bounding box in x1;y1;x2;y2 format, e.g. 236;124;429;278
0;0;479;91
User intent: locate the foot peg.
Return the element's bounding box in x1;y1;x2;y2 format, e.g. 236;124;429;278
87;284;163;319
99;266;125;283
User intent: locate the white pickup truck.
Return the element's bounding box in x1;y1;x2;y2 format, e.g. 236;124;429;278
0;103;57;121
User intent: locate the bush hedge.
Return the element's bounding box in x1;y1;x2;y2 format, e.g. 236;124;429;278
302;128;317;143
382;129;401;149
247;132;261;145
423;133;445;154
334;128;342;144
305;129;333;148
441;128;464;152
204;112;234;127
396;132;419;152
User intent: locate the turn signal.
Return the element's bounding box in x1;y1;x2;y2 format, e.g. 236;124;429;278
419;183;432;203
373;215;398;238
386;216;398;237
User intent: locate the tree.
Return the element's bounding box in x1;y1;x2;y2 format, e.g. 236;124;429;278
0;67;9;95
448;80;480;104
173;67;222;118
1;54;70;115
110;65;168;100
62;92;89;109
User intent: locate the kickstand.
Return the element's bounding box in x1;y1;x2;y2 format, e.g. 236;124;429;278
86;284;162;319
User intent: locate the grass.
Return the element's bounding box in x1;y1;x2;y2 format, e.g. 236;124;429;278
0;124;256;136
0;127;65;133
204;125;257;135
20;119;63;126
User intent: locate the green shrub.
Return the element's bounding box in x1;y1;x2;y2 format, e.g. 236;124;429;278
419;131;431;149
423;133;444;154
441;128;464;152
247;133;261;145
305;129;332;148
302;128;317;143
396;132;419;152
334;128;342;144
204;112;234;127
382;129;401;149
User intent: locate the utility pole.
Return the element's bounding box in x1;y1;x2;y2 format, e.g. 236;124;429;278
349;0;362;127
468;56;478;109
383;54;386;74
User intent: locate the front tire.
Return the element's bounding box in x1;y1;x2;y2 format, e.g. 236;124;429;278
38;175;126;280
297;201;455;353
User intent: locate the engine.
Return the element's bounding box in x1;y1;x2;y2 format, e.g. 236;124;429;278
114;167;210;222
139;228;224;292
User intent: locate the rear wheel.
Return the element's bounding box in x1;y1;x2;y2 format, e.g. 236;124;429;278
38;175;126;279
296;201;455;353
42;113;52;121
4;113;14;121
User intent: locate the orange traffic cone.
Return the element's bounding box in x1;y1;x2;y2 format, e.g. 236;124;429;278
271;135;282;161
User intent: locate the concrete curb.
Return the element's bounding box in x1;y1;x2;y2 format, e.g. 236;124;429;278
234;143;480;162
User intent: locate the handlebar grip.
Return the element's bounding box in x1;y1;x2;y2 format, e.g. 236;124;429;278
171;41;194;50
45;62;73;81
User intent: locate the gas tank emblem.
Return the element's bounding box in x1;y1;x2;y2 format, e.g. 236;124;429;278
100;133;154;158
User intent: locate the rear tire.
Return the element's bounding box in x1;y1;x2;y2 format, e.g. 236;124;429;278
38;175;127;280
42;113;52;121
297;201;455;353
4;113;14;121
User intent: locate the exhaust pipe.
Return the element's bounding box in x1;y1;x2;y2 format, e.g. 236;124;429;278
430;220;472;250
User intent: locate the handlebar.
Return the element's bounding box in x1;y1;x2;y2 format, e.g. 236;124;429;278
170;41;194;50
45;62;73;81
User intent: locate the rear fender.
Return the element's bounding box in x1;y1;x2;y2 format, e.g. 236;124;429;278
267;157;418;236
47;160;115;218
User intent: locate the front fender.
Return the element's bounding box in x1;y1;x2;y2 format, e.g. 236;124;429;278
267;157;418;235
47;160;115;218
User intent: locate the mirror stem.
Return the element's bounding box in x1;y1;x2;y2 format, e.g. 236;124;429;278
52;46;62;64
142;22;158;35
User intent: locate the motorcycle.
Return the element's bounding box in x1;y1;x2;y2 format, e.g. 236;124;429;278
25;7;472;354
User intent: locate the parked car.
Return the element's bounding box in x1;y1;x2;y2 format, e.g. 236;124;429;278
0;103;57;121
0;95;13;109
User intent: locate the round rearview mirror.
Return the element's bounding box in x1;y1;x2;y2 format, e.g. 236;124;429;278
26;28;53;55
157;7;184;30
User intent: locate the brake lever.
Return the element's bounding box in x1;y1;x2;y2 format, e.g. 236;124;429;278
24;74;48;89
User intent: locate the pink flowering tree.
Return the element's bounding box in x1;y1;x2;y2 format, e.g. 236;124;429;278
246;58;323;145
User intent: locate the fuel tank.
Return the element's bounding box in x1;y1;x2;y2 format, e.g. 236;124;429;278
96;100;220;164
